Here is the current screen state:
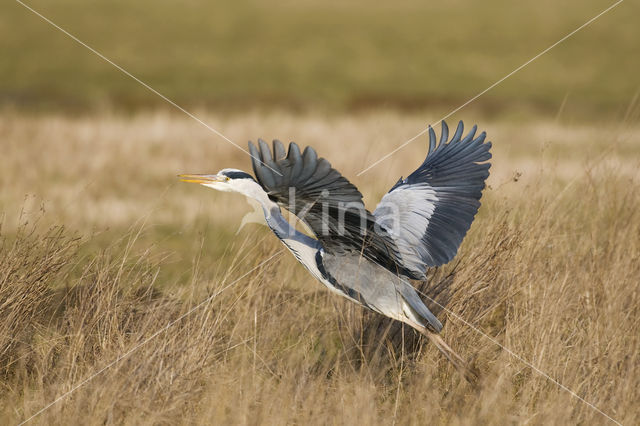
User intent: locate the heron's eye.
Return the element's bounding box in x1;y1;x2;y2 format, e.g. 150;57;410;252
225;176;230;182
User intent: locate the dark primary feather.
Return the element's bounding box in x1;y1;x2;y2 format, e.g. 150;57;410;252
374;120;492;279
249;139;403;271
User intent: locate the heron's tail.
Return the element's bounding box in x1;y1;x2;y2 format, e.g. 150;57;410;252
422;329;479;385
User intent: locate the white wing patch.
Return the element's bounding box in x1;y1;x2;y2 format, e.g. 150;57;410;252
373;184;439;278
371;121;492;279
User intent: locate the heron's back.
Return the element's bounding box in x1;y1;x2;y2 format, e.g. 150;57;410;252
319;252;443;332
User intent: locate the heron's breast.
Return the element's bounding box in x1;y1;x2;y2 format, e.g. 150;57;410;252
280;238;324;280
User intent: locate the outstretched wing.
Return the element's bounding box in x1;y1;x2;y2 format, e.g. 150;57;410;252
249;139;400;268
373;121;492;280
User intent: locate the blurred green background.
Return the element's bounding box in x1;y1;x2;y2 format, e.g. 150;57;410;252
2;0;638;120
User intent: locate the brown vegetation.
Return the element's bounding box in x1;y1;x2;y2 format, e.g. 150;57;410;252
0;111;638;424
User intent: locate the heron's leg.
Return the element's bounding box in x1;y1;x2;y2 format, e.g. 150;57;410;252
404;319;479;385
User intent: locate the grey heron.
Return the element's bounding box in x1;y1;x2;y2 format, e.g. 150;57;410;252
180;120;491;382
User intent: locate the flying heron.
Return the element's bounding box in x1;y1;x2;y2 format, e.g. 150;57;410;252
180;120;491;382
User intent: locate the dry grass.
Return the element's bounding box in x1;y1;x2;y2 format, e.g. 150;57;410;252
0;110;639;424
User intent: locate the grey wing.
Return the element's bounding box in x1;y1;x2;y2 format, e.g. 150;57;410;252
373;120;492;280
249;139;400;268
321;252;443;332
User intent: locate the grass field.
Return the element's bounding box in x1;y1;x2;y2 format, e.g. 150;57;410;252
1;0;639;423
2;0;639;119
0;110;639;424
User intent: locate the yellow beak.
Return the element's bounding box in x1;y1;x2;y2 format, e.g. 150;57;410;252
178;174;224;184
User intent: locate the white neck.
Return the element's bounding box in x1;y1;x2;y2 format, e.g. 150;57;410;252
206;177;321;252
255;193;319;249
218;178;333;292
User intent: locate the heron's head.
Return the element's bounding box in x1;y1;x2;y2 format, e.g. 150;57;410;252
179;168;266;200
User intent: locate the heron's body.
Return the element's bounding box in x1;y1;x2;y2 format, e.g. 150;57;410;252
180;121;491;382
255;189;415;320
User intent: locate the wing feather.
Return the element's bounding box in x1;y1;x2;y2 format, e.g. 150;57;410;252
249;140;402;271
373;120;492;279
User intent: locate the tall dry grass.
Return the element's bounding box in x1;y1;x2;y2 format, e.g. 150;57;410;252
0;111;638;424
